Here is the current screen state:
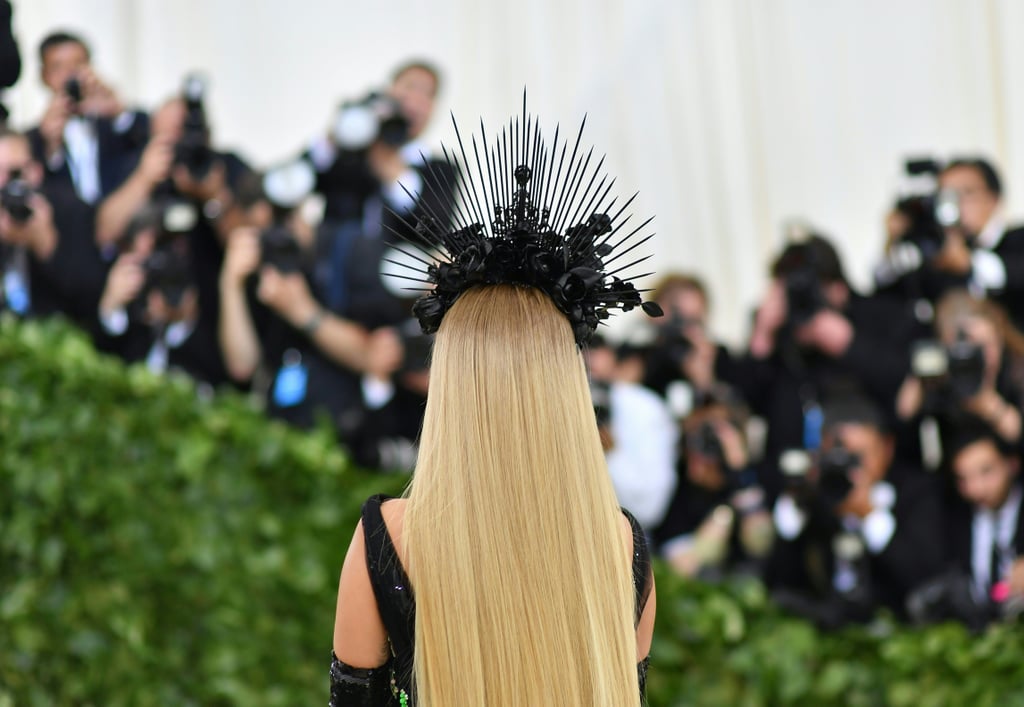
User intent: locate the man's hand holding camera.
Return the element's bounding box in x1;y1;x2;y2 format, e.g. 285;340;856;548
98;252;145;318
73;66;125;119
221;227;260;288
38;94;71;162
138;136;175;188
0;191;56;260
932;228;972;275
794;309;853;358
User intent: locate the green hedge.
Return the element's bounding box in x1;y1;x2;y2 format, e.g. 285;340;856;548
1;317;1023;706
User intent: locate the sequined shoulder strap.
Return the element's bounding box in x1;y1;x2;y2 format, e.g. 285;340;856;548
360;495;416;668
621;507;652;623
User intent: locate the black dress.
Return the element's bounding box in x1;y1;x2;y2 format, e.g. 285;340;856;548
329;494;654;706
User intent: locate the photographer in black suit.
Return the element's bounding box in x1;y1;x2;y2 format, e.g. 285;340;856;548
26;31;148;205
733;232;923;498
946;425;1024;623
766;395;946;629
305;61;457;330
641;272;739;414
655;388;774;579
0;127;105;322
876;157;1024;333
93;198;226;387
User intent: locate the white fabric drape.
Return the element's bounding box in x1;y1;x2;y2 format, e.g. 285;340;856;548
8;0;1024;341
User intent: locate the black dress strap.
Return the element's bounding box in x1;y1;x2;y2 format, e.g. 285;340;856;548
621;507;653;624
361;495;415;699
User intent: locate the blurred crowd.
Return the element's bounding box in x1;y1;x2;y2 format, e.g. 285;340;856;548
1;15;1022;631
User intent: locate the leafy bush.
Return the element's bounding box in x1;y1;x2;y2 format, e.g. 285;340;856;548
0;316;405;706
647;535;1024;706
1;317;1023;706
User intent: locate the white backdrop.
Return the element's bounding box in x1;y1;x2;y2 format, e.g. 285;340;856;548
7;0;1024;342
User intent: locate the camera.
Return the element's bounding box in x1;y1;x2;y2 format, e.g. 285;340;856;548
64;76;83;107
174;74;216;180
688;421;723;463
258;160;316;274
652;309;696;366
332;91;410;151
911;331;985;409
894;158;961;260
784;263;827;327
143;201;198;307
817;440;860;508
778;442;859;509
0;169;34;223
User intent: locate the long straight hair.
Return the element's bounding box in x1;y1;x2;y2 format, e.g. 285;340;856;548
403;284;639;706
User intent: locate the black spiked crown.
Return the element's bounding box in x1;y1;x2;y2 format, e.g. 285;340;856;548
387;95;663;346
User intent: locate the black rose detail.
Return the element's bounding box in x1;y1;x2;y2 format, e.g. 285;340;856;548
491;243;519;273
555;272;588;304
413;295;446;334
435;263;464;292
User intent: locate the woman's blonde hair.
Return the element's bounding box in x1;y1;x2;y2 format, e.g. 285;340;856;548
403;284;639;706
935;289;1024;358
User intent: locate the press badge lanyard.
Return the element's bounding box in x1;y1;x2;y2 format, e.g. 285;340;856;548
2;249;31;316
273;348;309;408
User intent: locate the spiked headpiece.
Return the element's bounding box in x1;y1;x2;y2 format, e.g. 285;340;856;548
388;97;663;345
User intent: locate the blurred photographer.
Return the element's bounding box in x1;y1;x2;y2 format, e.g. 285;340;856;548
219;164;370;411
96;86;252;373
641;272;739;412
585;335;677;533
940;425;1024;625
304;61;457;332
220;165;427;471
93;198;226;386
736;231;921;497
0;127;105;321
27;31;148;204
896;290;1024;456
655;389;774;580
876;157;1024;332
767;395;945;628
96;81;250;249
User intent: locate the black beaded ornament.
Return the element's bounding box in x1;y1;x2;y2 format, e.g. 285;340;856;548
386;95;663;346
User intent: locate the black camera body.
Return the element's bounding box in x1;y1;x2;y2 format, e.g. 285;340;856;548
894;158;960;259
911;333;986;412
784;264;827;327
0;169;34;223
817;441;860;508
64;76;83;107
141;201;198;308
653;310;696;367
689;421;724;463
779;443;860;510
175;74;215;180
332;91;411;151
259;225;304;274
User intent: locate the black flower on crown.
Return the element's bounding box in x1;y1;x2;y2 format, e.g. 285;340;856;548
398;105;663;346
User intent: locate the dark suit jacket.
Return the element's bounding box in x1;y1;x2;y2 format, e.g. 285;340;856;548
2;185;107;323
730;293;924;498
989;226;1024;333
27;111;150;202
946;480;1024;585
92;312;228;388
